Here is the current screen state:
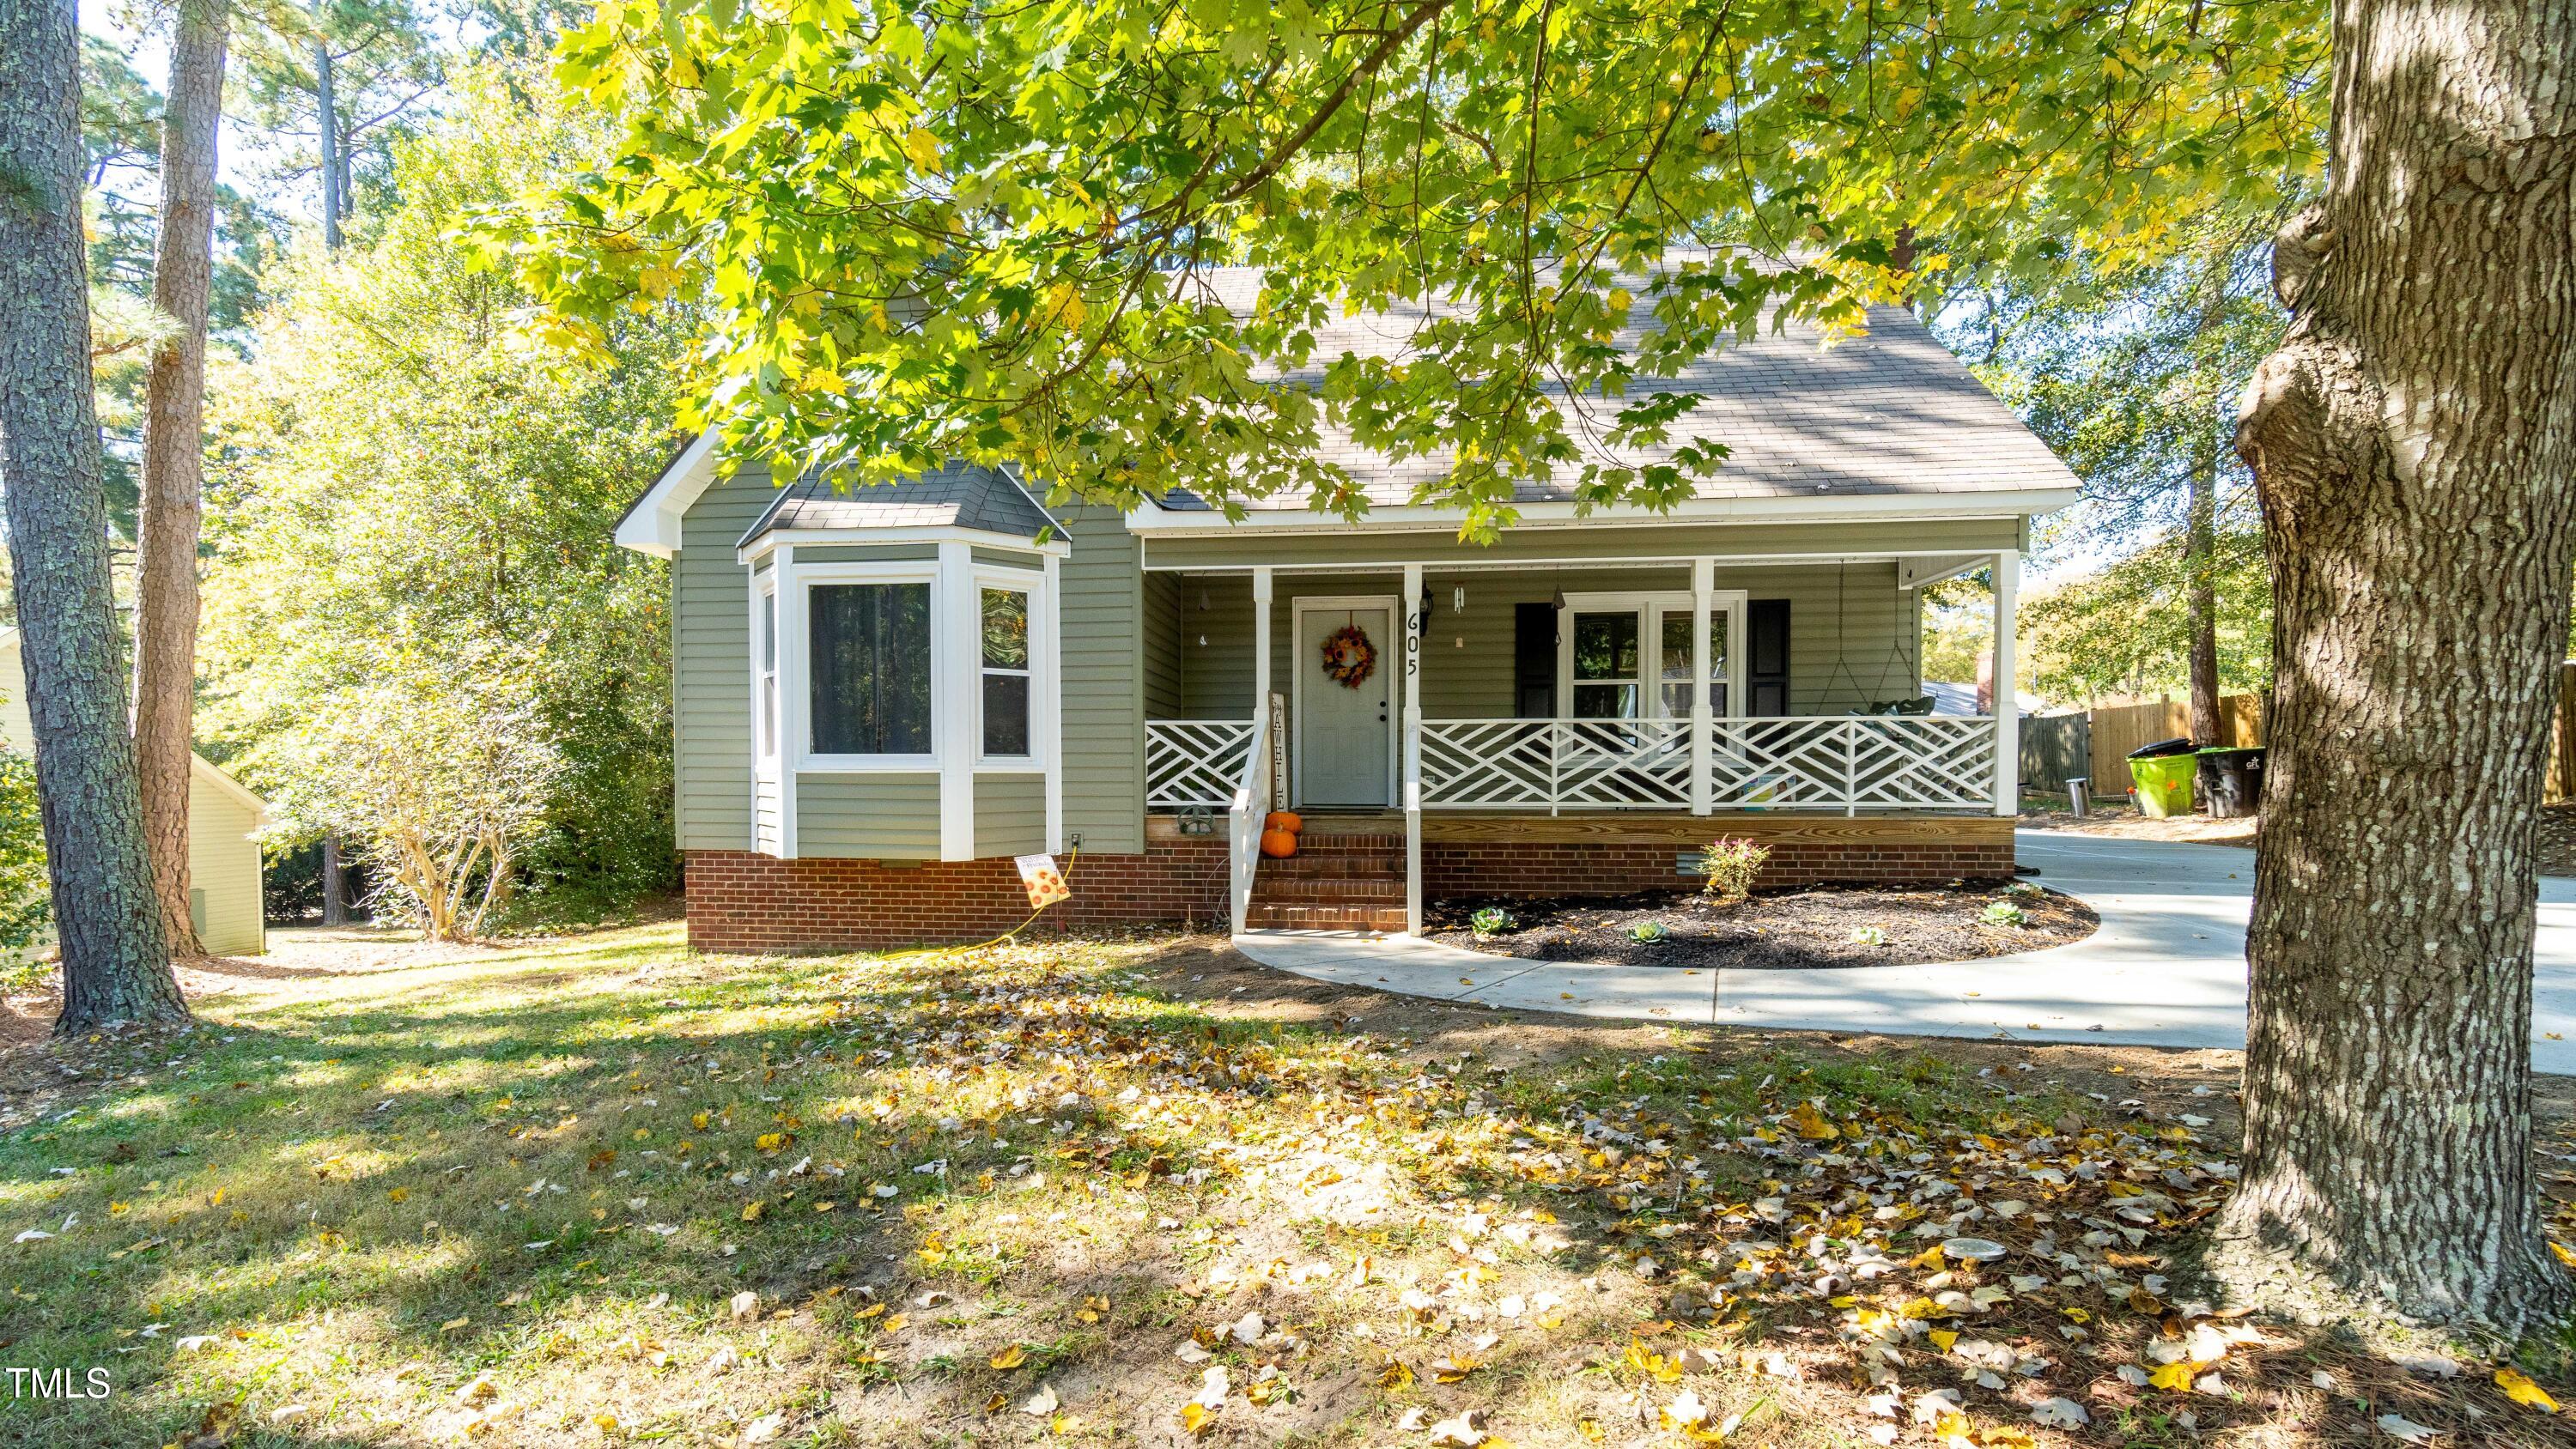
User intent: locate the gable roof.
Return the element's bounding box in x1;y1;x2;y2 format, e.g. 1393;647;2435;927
615;254;2081;550
1145;266;2078;512
737;461;1058;549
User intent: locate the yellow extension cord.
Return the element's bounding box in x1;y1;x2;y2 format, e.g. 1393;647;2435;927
885;845;1082;959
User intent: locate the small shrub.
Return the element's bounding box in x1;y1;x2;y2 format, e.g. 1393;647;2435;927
1982;900;2028;928
2003;880;2044;898
1626;920;1668;944
1698;836;1770;906
1470;906;1516;937
1848;925;1887;947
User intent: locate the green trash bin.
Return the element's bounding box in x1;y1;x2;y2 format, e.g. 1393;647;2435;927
2129;752;2197;818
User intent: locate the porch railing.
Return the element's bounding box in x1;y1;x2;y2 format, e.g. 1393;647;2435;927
1146;719;1256;809
1416;715;2000;813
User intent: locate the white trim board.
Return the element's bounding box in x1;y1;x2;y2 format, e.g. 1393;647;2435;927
1125;488;2079;537
613;431;720;558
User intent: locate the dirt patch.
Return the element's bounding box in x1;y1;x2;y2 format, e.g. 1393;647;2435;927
1420;882;2096;970
2019;797;2260;847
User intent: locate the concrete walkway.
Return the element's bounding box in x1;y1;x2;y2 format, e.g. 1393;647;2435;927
1233;829;2576;1073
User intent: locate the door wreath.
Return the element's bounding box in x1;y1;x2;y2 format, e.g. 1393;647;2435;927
1319;623;1378;689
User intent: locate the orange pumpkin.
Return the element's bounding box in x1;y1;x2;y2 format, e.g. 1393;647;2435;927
1264;810;1303;834
1259;828;1299;858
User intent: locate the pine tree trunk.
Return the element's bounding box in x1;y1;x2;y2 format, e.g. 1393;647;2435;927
2183;433;2221;747
135;0;226;961
313;23;342;251
2216;0;2576;1332
321;834;346;926
0;0;184;1030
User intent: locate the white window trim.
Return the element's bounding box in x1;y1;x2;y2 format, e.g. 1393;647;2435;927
751;572;781;769
1555;590;1749;719
790;558;945;773
971;565;1048;769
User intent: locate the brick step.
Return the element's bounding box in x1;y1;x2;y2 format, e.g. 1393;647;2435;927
1242;900;1409;931
1291;827;1406;846
1252;875;1405;902
1261;853;1401;878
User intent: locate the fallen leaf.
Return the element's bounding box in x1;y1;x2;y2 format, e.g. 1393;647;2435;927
2498;1367;2560;1414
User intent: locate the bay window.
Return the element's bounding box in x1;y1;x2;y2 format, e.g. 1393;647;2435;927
809;580;933;757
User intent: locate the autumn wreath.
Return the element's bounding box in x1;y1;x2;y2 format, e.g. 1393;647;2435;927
1319;623;1378;689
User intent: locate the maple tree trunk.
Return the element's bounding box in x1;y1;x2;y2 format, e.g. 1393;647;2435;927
2216;0;2576;1331
135;0;228;960
0;0;183;1029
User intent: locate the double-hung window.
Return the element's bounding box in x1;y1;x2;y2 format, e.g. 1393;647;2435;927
754;578;780;761
807;579;933;758
978;584;1032;759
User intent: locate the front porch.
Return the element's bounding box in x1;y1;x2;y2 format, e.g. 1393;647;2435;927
1135;543;2026;934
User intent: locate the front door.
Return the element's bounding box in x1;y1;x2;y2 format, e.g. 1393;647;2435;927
1295;601;1395;807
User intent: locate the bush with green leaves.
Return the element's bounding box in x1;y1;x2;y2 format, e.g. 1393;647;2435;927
1849;925;1888;947
1470;906;1516;938
1626;920;1668;944
1698;837;1771;907
1983;900;2030;928
0;749;49;979
203;69;687;931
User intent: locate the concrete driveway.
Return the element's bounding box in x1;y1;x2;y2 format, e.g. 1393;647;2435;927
1233;828;2576;1073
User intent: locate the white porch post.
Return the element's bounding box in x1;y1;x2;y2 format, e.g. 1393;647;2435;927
937;540;977;860
1992;548;2020;816
1401;562;1424;936
1690;558;1713;815
1252;564;1274;737
1042;551;1064;852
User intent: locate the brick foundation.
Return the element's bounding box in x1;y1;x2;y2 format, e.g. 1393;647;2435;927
683;815;2014;952
683;838;1229;953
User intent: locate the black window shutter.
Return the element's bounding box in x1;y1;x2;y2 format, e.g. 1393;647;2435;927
1513;602;1557;718
1747;598;1791;716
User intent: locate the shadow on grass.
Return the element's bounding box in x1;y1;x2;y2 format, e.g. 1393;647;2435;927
0;930;2564;1446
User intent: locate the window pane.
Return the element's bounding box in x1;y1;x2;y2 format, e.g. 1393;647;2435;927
1571;612;1638;681
1659;682;1694;718
1709;610;1731;714
1660;613;1693;682
1573;682;1637;718
760;676;778;756
983;673;1030;756
982;588;1029;669
810;583;931;755
759;597;776;670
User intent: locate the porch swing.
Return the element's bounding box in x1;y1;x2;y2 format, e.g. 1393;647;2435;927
1821;561;1936;717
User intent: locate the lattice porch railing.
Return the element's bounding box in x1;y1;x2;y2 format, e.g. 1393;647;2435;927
1416;715;1997;812
1145;720;1257;809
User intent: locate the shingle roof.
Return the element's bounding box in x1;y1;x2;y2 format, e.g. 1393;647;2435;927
1149;264;2078;511
738;461;1058;545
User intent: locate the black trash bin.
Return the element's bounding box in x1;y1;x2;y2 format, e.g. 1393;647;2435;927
2127;737;2196;760
2196;747;2266;819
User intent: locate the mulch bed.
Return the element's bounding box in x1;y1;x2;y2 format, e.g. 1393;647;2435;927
1425;881;2098;970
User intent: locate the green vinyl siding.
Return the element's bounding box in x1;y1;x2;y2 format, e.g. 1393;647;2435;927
673;468;780;851
1137;514;2021;571
1056;506;1145;853
974;774;1047;857
1141;572;1185;718
798;773;941;858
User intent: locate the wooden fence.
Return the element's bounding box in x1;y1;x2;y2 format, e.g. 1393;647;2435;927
2028;667;2576;803
2083;694;2265;787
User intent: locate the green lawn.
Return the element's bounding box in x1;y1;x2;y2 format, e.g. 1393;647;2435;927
0;925;2561;1446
